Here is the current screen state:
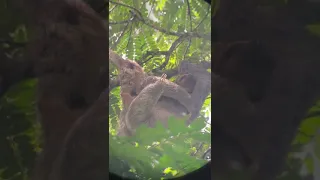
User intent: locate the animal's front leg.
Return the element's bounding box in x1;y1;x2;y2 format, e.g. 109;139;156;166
125;74;167;133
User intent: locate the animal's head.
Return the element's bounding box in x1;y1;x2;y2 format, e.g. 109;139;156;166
109;49;144;73
110;49;145;94
120;59;144;76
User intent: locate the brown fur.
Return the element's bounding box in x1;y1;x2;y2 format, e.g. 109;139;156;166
116;57;195;115
175;74;196;93
109;50;211;136
124;74;167;133
117;92;135;136
116;73;189;136
177;61;211;124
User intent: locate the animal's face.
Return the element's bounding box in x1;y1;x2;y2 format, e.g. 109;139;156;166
119;68;135;85
118;60;145;95
118;60;143;84
120;59;143;73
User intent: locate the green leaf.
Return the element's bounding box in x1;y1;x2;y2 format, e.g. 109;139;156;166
163;167;178;176
167;116;189;135
156;0;168;11
189;117;207;131
159;155;177;168
190;132;211;144
134;121;168;145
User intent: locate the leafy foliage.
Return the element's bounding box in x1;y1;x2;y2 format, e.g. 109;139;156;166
0;79;39;180
109;117;210;179
109;0;211;73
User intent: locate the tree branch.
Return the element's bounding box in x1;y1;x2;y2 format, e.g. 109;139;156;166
186;0;192;31
194;5;211;31
110;21;131;50
109;18;136;25
183;38;192;61
141;51;167;65
155;35;188;71
140;34;190;71
109;0;210;40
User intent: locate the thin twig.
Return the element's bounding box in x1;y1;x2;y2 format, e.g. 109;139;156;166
147;0;156;19
109;0;144;20
140;0;149;9
191;142;203;156
194;5;210;31
183;38;192;61
186;0;192;31
109;18;136;25
111;22;130;49
141;35;189;71
109;4;117;13
157;35;188;70
125;24;133;53
141;51;168;64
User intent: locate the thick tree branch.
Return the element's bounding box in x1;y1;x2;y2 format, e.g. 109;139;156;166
141;51;167;65
140;35;190;71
